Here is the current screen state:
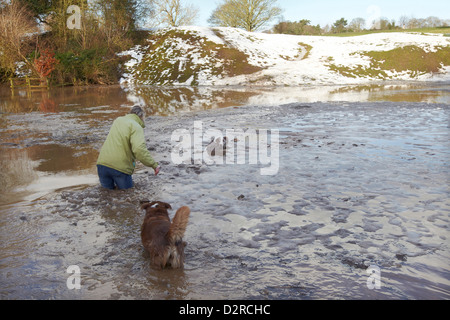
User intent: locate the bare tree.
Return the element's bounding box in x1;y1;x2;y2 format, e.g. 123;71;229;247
0;0;37;74
349;17;366;32
398;15;445;29
407;18;424;29
208;1;241;28
424;16;443;28
398;15;409;29
152;0;199;27
209;0;282;32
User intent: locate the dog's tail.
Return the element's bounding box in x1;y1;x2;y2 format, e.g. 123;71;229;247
167;206;190;243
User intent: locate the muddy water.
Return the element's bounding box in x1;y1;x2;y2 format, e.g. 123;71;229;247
0;83;449;299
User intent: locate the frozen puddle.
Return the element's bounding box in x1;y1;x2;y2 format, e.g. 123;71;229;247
1;101;449;299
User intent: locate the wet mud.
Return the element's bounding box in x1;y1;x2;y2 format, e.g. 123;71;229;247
0;88;449;299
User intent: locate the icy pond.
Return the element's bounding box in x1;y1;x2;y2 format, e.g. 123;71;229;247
0;83;449;299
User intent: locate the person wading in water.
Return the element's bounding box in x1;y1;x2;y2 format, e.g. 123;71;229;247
97;105;160;190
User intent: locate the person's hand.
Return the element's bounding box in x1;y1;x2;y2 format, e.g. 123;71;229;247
154;165;161;176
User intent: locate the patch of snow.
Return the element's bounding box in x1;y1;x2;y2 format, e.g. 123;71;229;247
118;45;145;85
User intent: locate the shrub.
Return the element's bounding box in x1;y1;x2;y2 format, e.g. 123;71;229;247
54;48;120;85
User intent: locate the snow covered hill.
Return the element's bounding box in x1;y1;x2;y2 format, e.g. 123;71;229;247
119;26;450;86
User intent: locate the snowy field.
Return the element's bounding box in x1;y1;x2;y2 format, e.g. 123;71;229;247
120;27;450;86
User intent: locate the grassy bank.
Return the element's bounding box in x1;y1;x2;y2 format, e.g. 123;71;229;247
328;45;450;79
131;28;262;85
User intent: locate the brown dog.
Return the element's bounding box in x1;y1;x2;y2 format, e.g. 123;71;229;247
140;201;190;269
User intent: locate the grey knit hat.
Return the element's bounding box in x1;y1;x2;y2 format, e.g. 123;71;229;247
130;105;145;118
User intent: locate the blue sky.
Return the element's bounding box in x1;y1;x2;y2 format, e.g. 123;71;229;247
186;0;450;28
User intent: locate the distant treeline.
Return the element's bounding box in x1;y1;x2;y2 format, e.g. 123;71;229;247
271;16;450;35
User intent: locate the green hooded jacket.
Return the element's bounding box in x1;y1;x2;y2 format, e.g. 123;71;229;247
97;114;158;175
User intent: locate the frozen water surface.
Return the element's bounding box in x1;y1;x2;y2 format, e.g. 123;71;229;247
0;84;449;299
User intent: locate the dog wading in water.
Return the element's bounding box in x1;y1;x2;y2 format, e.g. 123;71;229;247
140;201;191;269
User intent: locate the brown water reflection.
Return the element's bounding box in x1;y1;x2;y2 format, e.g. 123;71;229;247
1;82;449;116
0;148;38;193
329;84;450;103
0;143;98;206
128;83;450;115
0;85;130;114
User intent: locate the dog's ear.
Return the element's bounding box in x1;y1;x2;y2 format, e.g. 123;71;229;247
141;201;158;210
163;202;172;210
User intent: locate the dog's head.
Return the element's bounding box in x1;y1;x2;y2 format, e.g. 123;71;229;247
140;201;172;212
